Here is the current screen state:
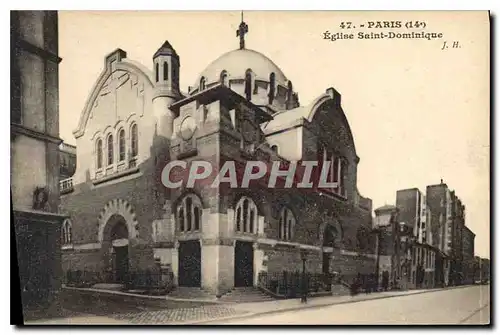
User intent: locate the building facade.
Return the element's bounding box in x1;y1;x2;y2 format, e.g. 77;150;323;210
395;188;437;289
60;20;375;296
461;226;476;284
373;205;400;289
11;10;65;316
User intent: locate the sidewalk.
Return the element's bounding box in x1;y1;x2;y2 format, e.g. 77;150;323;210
184;285;475;325
26;285;474;325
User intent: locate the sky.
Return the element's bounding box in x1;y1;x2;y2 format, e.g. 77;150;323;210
57;11;490;258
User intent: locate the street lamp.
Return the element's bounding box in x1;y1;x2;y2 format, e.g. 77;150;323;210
300;250;308;303
373;227;381;291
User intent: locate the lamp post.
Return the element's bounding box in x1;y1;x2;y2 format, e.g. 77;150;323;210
300;250;308;303
374;227;381;291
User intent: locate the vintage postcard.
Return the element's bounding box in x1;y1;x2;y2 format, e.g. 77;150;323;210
11;10;490;325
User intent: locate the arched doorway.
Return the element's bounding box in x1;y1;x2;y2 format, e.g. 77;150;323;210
103;214;129;283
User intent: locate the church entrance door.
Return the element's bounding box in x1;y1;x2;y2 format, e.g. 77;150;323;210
114;245;129;283
234;241;254;287
178;240;201;287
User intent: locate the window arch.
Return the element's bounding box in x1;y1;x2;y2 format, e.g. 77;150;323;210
220;71;229;86
244;69;253;101
130;123;138;157
163;61;169;81
279;207;296;241
268;72;276;104
155;63;159;82
176;194;203;233
235;196;258;234
62;219;72;245
107;134;114;165
96;138;103;169
118;128;125;162
199;76;206;91
271;145;279;154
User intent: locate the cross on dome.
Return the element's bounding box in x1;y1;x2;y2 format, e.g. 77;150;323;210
236;11;249;50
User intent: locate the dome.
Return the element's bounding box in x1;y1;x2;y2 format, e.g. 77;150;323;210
194;48;288;89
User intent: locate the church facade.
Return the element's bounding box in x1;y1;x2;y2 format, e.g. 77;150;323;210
60;20;375;296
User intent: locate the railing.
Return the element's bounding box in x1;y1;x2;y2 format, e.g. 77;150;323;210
258;271;334;298
60;178;74;194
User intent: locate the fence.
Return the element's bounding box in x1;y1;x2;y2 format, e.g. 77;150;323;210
258;271;336;298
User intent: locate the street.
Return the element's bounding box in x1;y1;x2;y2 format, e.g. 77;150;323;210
215;285;490;325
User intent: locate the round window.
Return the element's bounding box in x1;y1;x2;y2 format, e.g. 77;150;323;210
180;116;197;140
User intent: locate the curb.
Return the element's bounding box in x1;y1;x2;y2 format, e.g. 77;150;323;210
186;285;477;325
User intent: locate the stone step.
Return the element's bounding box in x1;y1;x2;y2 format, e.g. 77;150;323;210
218;287;276;302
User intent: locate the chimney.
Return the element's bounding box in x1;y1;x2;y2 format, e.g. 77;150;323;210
440;179;443;184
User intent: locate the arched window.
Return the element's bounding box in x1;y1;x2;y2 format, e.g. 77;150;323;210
271;145;279;154
176;194;203;233
268;72;276;104
96;139;103;169
62;219;72;245
279;207;296;241
107;134;114;165
244;70;252;101
220;71;228;86
118;128;125;161
130;123;138;157
199;77;206;91
235;196;258;234
163;61;169;81
155;63;159;82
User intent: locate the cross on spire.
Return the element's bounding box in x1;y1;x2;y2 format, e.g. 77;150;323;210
236;11;249;50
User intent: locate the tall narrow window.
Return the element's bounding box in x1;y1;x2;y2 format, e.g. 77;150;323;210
163;61;168;81
279;207;296;241
243;199;249;232
268;72;276;105
200;77;206;91
62;219;72;245
194;207;201;231
236;207;242;232
178;207;185;231
245;70;252;101
186;197;192;231
176;194;203;233
155;63;159;82
271;145;279;154
130;123;138;157
235;196;258;234
107;134;114;165
249;209;255;233
118;128;125;161
96;139;103;169
220;71;228;86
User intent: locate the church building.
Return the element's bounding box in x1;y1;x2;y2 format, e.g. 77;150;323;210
60;18;375;296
